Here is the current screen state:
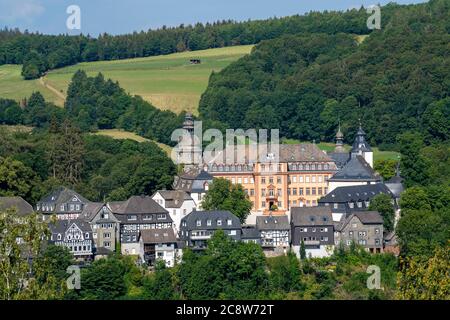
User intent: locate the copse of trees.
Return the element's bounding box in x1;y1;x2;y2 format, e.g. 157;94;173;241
0;122;176;204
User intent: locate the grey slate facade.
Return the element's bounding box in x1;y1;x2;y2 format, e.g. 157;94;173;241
180;210;241;250
335;211;384;253
290;207;334;258
49;219;94;260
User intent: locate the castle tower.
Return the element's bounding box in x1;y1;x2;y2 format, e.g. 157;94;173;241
334;122;346;153
177;113;202;168
350;121;373;168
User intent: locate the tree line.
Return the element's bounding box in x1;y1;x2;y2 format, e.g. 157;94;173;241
0;4;405;80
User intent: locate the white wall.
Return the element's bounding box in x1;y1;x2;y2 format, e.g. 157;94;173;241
328;181;372;193
292;245;334;259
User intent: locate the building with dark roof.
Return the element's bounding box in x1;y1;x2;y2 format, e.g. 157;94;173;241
180;210;241;250
327;155;381;193
173;167;213;209
290;207;335;258
81;202;120;256
241;225;261;244
49;219;94;260
256;215;290;253
139;228;179;267
36;187;90;220
152;190;196;233
0;196;33;217
107;195;172;255
318;183;395;222
334;211;384;253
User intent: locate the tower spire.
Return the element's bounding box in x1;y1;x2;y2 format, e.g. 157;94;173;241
334;120;345;153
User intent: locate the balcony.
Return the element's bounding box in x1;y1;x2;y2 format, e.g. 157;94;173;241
191;234;211;240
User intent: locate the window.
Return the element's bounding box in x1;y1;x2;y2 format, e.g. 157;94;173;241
306;176;310;183
250;189;255;196
104;241;111;248
261;201;266;208
70;204;74;211
261;189;266;196
312;188;316;195
207;219;212;226
143;215;152;221
299;188;303;195
333;203;338;209
375;228;380;234
312;176;316;183
60;205;64;211
76;204;80;211
277;188;282;196
292;176;297;183
375;239;380;245
277;177;282;184
292;188;297;195
128;215;137;221
269;177;273;184
318;187;322;195
261;177;266;184
227;219;232;226
217;219;222;226
306;188;310;195
57;234;62;240
104;232;111;239
85;232;89;239
196;220;201;227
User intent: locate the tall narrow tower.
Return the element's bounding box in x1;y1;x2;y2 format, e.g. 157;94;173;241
334;122;346;153
176;113;202;168
350;121;373;167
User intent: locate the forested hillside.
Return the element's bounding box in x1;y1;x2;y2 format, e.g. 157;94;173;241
199;0;450;148
0;4;400;80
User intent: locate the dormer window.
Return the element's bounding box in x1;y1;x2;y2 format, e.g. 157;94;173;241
227;219;232;226
207;219;212;226
57;234;62;240
85;233;89;239
196;220;201;227
217;219;222;226
128;215;137;221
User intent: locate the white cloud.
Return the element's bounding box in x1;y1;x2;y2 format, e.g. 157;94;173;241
0;0;45;24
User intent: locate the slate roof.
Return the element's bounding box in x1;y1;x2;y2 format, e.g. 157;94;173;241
173;167;213;193
39;186;89;205
290;206;333;226
156;190;193;208
80;202;104;221
328;152;350;169
354;211;383;224
108;196;168;215
256;215;290;230
385;175;404;198
206;143;334;165
336;211;383;231
0;197;33;216
318;183;394;203
181;210;241;230
241;225;261;239
140;228;177;244
328;155;380;181
49;219;92;234
350;127;372;153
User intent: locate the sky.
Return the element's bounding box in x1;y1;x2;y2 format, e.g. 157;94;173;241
0;0;428;36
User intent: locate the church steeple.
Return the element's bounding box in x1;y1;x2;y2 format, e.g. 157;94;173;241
334;121;345;153
350;120;373;168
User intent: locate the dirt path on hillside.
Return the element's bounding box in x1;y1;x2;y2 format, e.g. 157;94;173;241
39;76;66;101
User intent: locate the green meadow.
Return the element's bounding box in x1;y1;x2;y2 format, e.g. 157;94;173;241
0;45;253;114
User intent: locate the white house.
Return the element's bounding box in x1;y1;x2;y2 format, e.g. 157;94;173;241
152;190;196;233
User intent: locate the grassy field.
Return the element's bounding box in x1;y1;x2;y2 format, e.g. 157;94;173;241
93;129;172;155
0;45;252;115
0;65;65;107
280;138;399;162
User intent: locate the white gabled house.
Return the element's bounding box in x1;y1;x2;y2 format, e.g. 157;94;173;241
152;190;196;233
